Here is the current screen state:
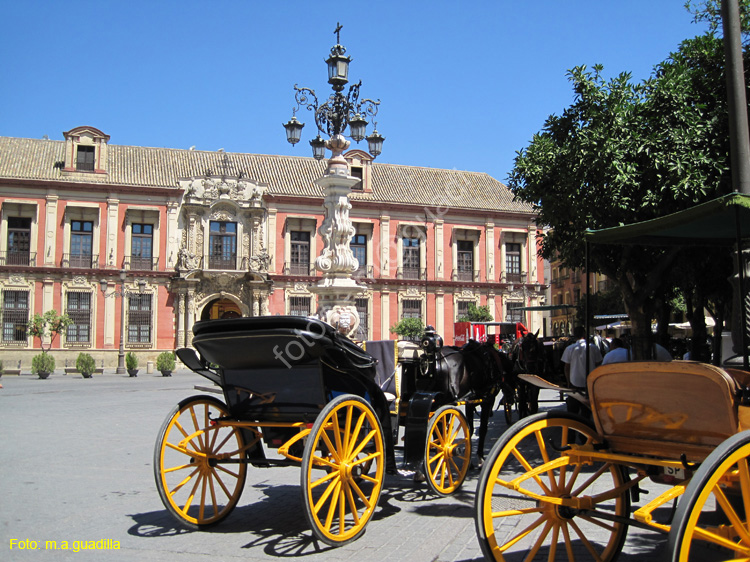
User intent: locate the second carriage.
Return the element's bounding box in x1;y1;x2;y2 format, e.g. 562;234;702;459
154;316;491;546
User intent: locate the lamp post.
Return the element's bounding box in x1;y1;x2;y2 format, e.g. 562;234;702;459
283;23;384;336
100;270;146;374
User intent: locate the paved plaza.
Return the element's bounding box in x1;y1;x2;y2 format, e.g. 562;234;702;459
0;370;669;561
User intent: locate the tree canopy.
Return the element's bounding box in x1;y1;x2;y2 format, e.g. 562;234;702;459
508;31;742;358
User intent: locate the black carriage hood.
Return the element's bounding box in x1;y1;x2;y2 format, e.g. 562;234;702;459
190;316;377;375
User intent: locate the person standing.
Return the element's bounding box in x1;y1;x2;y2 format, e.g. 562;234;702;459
561;326;602;416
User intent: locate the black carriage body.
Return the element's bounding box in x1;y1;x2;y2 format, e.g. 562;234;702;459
184;316;396;467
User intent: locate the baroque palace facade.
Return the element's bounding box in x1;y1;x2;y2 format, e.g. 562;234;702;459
0;126;545;368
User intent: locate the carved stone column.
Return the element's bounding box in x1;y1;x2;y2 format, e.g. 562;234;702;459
176;291;185;348
252;292;260;316
259;291;270;316
186;291;195;347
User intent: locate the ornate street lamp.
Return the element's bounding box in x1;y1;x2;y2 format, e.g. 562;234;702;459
284;23;384;160
100;269;146;374
283;23;384;336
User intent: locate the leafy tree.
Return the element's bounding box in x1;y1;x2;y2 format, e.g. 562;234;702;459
27;310;71;354
389;317;424;341
509;31;739;358
684;0;750;39
457;303;493;322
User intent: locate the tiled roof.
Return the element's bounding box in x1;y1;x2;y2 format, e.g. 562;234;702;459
0;136;532;214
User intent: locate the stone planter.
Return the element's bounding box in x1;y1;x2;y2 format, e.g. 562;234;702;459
160;370;172;377
81;372;93;379
37;371;51;379
128;369;139;377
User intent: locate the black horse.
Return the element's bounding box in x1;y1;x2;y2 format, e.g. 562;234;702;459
419;329;507;463
511;331;547;415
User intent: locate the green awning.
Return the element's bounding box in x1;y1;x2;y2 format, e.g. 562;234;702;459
584;193;750;246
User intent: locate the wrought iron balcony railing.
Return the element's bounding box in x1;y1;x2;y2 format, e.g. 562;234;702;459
452;268;479;282
396;266;426;280
283;262;317;276
124;255;159;271
504;272;526;284
0;251;36;266
206;255;237;270
62;253;99;269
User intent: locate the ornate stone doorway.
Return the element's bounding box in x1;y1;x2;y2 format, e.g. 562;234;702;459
201;297;243;321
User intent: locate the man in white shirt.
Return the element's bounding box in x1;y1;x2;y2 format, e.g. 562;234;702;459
561;327;602;418
561;326;603;388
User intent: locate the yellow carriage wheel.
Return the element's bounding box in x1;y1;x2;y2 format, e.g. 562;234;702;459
669;430;750;562
424;406;471;497
475;412;630;562
154;395;247;529
301;394;385;546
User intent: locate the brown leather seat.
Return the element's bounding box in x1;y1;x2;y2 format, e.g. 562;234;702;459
588;361;741;463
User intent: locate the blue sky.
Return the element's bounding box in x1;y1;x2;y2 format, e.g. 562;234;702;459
1;1;710;183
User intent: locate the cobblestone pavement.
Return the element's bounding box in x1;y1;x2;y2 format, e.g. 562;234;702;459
0;371;668;561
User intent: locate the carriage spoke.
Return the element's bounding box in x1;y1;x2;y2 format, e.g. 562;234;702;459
188;406;206;452
349;478;373;509
714;480;750;547
169;467;200;497
314;473;341;516
560;521;577;561
321;480;342;532
344;483;361;526
510;447;554;496
211;466;233;500
547;524;560;561
349;429;377;459
310;468;339;489
535;429;560;495
524;520;554;562
570;518;605;561
497;514;547;552
570;463;610;497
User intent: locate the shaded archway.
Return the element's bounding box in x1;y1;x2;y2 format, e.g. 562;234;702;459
200;297;243;321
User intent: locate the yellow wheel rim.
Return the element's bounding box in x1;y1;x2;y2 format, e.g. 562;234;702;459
426;407;471;496
303;397;385;544
478;416;629;561
675;441;750;561
156;398;246;526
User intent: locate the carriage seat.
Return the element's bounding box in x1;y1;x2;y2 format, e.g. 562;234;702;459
588;361;744;463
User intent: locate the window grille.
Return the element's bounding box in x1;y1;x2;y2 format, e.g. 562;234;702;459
290;231;311;275
7;217;31;265
402;299;422;320
131;224;154;270
128;294;152;344
66;292;91;343
289;296;311;316
355;298;368;340
506;301;524;323
2;290;29;343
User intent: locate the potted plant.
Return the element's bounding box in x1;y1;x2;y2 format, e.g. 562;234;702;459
26;310;71;379
126;351;139;377
156;351;175;377
32;352;55;379
76;352;96;378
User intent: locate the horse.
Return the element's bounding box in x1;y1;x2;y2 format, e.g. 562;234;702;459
510;331;547;415
420;333;507;464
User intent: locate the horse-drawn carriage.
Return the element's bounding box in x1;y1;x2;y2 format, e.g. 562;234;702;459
474;193;750;561
153;316;503;545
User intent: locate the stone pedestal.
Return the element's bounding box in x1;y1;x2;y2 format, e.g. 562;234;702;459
309;134;365;338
